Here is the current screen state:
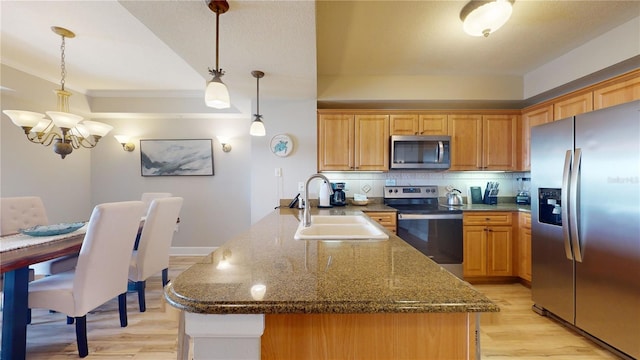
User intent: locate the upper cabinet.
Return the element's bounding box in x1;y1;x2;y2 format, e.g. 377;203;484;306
390;114;448;135
593;70;640;110
448;114;518;171
318;113;389;171
521;104;554;171
553;91;593;120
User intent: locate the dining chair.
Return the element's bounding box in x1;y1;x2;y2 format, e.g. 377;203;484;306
28;200;144;358
0;196;79;277
140;192;172;217
0;196;46;294
128;197;183;312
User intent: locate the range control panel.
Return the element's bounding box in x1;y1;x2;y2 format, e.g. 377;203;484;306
384;186;439;199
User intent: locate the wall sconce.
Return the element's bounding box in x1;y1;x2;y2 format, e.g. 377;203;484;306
114;134;135;152
217;136;232;152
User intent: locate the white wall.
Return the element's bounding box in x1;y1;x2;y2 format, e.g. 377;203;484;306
250;98;318;223
524;16;640;98
89;115;253;250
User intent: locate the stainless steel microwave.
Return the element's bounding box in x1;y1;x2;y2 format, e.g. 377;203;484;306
390;135;451;170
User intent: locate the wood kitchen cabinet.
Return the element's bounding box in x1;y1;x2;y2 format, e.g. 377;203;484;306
463;212;514;279
448;114;518;171
318;113;389;171
553;91;593;120
521;104;554;171
593;70;640;110
364;211;397;234
390;114;448;135
518;212;532;283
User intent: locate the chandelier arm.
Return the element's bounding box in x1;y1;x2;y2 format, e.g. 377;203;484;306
36;131;62;147
74;136;99;149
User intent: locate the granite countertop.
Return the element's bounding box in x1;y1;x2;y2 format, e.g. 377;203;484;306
164;208;499;315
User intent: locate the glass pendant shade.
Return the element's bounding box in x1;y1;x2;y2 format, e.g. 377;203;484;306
81;120;114;137
2;110;44;128
46;111;83;129
205;78;231;109
461;0;513;37
249;117;266;137
30;120;52;134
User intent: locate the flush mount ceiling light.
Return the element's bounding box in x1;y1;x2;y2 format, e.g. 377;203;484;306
460;0;514;37
2;27;113;159
205;0;231;109
249;70;266;137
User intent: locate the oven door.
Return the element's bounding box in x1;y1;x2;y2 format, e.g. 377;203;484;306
397;213;463;278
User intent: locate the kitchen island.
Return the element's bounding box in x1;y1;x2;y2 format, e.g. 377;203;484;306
165;208;499;360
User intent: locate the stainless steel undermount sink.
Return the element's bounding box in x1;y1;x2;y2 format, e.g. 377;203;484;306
294;215;389;240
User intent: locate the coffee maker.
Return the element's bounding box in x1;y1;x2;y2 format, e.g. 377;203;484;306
330;182;347;206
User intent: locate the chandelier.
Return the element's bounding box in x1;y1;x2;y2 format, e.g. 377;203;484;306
205;0;231;109
2;26;113;159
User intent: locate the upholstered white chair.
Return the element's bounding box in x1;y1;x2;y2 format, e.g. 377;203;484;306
0;196;79;277
140;192;172;217
129;197;183;312
28;201;143;358
0;197;47;292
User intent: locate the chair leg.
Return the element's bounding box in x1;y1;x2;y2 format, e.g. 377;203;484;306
75;315;88;358
162;268;169;286
67;316;74;324
27;308;31;324
136;280;146;312
118;293;128;327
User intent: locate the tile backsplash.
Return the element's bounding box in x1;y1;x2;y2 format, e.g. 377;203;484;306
319;171;531;200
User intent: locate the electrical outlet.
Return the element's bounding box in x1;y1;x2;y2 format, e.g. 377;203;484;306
298;182;305;192
274;167;282;177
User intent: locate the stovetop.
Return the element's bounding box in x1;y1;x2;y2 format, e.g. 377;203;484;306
383;186;463;214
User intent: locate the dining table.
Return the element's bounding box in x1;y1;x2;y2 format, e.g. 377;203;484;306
0;225;87;360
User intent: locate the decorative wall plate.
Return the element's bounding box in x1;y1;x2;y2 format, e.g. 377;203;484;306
270;134;293;157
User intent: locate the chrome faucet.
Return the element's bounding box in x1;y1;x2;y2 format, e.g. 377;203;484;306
303;173;333;227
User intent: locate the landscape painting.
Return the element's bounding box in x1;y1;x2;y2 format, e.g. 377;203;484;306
140;139;214;176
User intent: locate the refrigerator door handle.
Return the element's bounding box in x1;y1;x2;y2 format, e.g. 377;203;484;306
570;148;583;262
562;150;574;260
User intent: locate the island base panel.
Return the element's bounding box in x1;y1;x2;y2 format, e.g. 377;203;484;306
262;312;477;360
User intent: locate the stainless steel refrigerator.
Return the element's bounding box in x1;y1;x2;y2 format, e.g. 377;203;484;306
531;100;639;359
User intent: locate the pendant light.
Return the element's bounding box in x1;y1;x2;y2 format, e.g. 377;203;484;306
460;0;514;37
205;0;231;109
2;26;113;159
249;70;266;137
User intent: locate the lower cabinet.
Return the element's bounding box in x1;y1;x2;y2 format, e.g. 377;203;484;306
463;212;514;279
518;213;532;282
365;211;397;234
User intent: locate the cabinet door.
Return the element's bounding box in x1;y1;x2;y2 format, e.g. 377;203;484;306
318;114;354;171
463;226;487;277
418;114;448;135
448;115;482;170
354;115;389;171
593;74;640;110
365;211;397;234
554;92;593;120
486;226;513;276
521;105;553;171
519;227;532;281
390;115;418;135
482;115;518;170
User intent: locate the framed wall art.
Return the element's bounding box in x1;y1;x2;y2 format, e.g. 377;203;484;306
140;139;214;176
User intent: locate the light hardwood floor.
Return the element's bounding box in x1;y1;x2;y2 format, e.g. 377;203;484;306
1;257;622;359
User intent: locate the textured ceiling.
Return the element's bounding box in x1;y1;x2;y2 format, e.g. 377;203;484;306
1;0;638;116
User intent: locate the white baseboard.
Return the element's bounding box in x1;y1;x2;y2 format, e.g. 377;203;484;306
170;246;217;256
